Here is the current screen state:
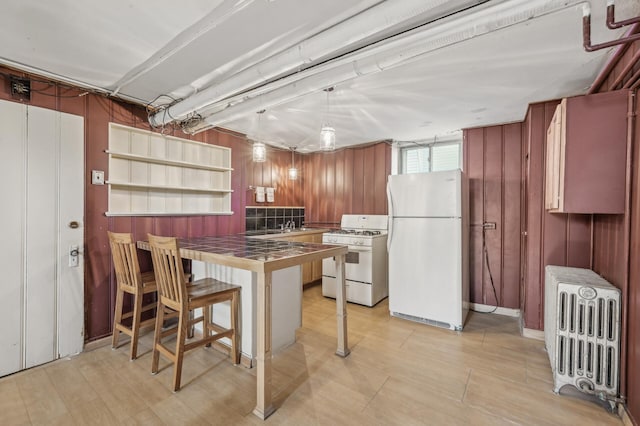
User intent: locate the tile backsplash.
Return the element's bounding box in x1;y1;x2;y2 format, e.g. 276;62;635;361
245;206;305;231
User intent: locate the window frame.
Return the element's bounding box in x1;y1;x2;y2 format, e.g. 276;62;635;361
399;140;462;174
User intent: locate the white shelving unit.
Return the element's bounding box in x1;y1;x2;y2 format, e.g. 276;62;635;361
106;123;234;216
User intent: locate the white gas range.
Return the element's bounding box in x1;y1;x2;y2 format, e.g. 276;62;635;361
322;214;388;307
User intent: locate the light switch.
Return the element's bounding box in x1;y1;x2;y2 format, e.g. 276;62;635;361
92;170;105;185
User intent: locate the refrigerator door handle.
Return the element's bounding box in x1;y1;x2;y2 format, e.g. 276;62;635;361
386;180;394;253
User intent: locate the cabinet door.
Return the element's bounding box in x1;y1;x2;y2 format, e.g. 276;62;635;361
545;102;564;211
545;92;625;214
311;234;324;281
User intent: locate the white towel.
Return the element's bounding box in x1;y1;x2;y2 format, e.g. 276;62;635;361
256;186;265;203
266;187;275;203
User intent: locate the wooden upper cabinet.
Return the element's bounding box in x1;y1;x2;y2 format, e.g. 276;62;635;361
545;90;628;214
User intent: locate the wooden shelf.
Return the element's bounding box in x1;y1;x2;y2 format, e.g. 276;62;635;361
107;123;233;216
105;150;233;172
106;180;233;193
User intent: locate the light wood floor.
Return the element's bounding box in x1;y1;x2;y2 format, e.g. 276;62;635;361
1;284;623;425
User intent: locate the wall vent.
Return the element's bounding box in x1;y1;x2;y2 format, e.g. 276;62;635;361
10;76;30;101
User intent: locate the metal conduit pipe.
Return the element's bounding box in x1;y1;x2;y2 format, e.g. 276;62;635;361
619;89;635;400
0;57;143;104
583;5;640;52
588;23;639;95
149;0;490;127
623;66;640;89
610;47;640;89
629;69;640;91
607;0;640;29
187;0;599;133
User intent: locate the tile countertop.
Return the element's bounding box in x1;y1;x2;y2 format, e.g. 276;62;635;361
137;234;344;273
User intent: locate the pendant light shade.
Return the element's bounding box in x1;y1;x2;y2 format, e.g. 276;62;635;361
252;109;267;162
288;166;298;180
288;146;298;180
320;125;335;151
320;87;336;151
253;141;266;162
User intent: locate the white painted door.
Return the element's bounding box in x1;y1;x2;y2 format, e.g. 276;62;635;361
0;100;84;376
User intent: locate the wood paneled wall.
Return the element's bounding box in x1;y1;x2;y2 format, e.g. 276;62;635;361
463;124;522;309
627;112;640;421
87;99;256;339
301;143;391;225
521;101;592;330
590;39;640;422
246;147;304;207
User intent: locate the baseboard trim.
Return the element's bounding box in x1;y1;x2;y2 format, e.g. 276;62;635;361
620;403;635;426
522;327;545;341
83;335;112;352
470;303;520;318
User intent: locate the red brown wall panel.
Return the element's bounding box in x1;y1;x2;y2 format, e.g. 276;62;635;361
591;87;640;420
374;143;388;214
465;127;486;306
521;100;594;330
621;95;640;422
463;123;522;309
483;126;505;307
352;149;366;215
334;150;346;221
301;143;390;226
502;123;523;310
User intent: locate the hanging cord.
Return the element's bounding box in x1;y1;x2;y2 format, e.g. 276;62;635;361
470;225;499;314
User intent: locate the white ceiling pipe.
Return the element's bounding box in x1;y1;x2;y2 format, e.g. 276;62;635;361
149;0;488;127
188;0;590;132
110;0;256;97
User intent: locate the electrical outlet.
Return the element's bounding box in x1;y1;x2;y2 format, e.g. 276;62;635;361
92;170;105;185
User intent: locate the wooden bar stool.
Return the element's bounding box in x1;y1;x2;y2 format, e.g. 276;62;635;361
147;233;241;391
108;231;158;360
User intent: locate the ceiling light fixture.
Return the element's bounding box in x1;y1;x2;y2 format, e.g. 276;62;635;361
288;147;298;180
320;87;336;151
252;110;267;162
253;141;266;162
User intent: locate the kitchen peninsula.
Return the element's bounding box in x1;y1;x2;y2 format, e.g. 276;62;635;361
137;234;349;420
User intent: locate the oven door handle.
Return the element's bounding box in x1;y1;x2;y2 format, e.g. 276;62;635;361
346;247;372;253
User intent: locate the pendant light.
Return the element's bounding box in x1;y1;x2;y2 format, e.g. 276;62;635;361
252;141;266;162
252;110;267;162
320;87;336;151
288;147;298;180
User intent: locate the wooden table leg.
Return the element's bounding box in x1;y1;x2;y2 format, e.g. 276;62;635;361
335;253;350;357
253;271;275;420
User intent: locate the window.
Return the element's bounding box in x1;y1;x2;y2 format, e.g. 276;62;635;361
401;141;461;174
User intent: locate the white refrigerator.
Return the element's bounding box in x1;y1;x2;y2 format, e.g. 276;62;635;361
386;169;469;330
